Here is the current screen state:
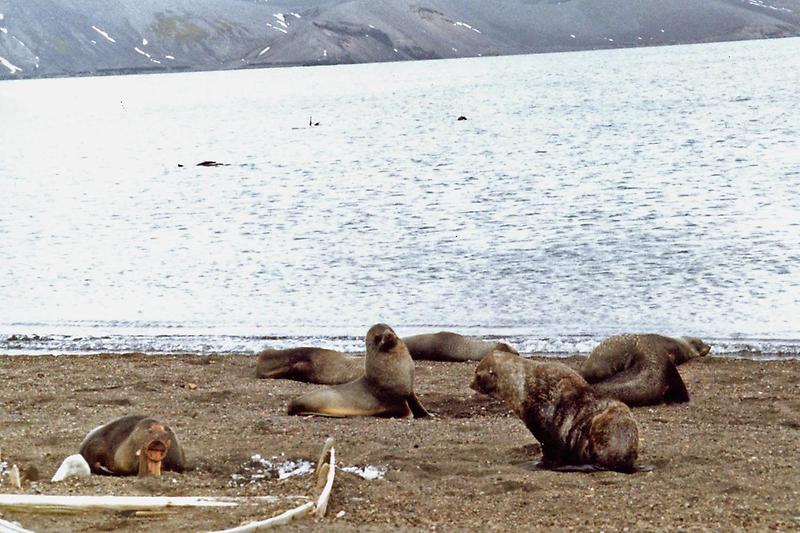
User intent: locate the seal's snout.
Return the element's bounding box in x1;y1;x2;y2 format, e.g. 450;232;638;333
145;439;169;461
497;342;519;355
378;331;398;351
138;435;171;477
471;370;496;395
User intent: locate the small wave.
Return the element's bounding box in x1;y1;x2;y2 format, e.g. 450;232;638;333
2;330;799;360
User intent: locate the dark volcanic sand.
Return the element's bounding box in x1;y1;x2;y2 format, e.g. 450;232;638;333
0;354;798;531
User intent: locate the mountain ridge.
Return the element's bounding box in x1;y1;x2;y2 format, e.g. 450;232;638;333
1;0;799;79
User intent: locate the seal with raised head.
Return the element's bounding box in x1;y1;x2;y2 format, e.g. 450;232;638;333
471;351;640;472
256;347;364;384
288;324;430;418
580;334;711;406
402;331;519;362
78;415;186;477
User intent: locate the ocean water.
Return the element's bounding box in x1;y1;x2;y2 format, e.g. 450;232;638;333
1;38;799;358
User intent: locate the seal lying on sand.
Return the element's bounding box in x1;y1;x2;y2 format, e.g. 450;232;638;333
580;334;711;406
471;351;639;472
256;347;364;384
403;331;519;362
79;415;186;477
288;324;430;418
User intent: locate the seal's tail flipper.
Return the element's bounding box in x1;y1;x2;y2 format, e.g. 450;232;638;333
407;392;431;418
664;363;690;404
518;460;604;473
518;460;654;474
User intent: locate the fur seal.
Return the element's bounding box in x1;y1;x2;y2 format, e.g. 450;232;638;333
471;351;639;472
402;331;519;362
78;415;186;477
288;324;430;418
256;347;364;384
580;334;711;407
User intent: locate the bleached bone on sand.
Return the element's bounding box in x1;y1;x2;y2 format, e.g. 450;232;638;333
209;437;337;532
0;517;35;533
8;466;20;489
51;454;91;482
207;501;315;533
0;495;304;514
315;437;336;518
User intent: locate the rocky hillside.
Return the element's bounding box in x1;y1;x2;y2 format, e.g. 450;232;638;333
1;0;799;79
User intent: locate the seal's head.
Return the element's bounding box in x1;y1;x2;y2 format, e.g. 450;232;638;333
495;342;520;355
136;423;173;477
471;350;518;399
471;356;498;396
684;337;711;357
366;323;399;353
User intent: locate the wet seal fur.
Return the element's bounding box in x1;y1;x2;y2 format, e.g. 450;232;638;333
79;415;186;477
471;351;641;473
403;331;519;362
580;334;711;406
288;324;430;418
256;347;364;384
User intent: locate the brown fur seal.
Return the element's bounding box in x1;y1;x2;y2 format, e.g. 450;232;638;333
256;347;364;384
471;351;639;472
402;331;519;362
78;415;186;477
288;324;430;418
580;334;711;406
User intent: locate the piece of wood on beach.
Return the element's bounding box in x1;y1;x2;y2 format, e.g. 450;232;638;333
0;495;301;514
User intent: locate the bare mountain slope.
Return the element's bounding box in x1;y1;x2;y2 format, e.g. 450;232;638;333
1;0;798;79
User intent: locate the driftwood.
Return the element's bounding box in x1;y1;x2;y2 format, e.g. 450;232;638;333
0;495;301;514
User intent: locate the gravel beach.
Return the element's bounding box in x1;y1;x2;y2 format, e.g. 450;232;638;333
1;353;798;531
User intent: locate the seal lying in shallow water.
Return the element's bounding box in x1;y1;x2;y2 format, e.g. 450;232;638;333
580;334;711;406
288;324;430;418
256;347;364;384
471;351;639;472
402;331;519;362
79;415;186;477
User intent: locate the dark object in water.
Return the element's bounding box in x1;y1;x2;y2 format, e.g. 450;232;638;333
457;115;467;121
309;116;320;126
197;161;224;167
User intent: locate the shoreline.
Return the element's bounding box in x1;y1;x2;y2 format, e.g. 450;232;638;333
3;351;800;362
3;332;800;360
1;354;798;531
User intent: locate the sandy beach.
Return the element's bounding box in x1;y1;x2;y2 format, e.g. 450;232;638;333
0;353;798;532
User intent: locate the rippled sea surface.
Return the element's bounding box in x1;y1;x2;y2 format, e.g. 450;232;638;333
1;38;799;358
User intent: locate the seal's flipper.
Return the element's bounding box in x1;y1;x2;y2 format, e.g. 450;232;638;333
96;464;118;476
518;460;653;474
407;392;431;419
590;366;663;406
288;378;414;418
517;460;603;473
257;364;293;379
663;363;690;404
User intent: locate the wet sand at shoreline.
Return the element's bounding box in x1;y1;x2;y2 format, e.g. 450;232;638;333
1;354;798;531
